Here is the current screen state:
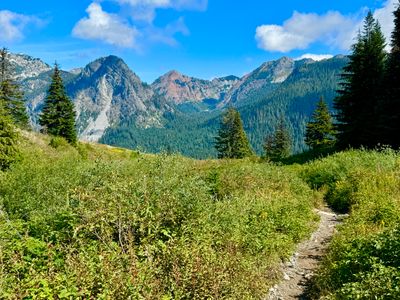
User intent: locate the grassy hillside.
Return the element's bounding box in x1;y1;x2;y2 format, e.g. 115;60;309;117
0;132;317;299
2;133;399;299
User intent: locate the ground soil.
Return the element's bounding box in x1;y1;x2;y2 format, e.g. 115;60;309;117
267;208;346;300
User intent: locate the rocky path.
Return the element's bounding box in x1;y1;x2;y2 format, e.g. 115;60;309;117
267;208;346;300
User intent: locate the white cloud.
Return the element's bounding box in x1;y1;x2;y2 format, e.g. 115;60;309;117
0;10;42;43
295;54;334;61
374;0;397;49
256;11;358;52
72;3;139;48
256;0;397;53
115;0;207;22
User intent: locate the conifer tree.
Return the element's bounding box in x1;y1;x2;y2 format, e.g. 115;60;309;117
380;1;400;148
305;97;336;150
0;98;19;170
264;116;291;161
215;108;253;158
335;12;387;149
39;64;77;144
0;48;29;128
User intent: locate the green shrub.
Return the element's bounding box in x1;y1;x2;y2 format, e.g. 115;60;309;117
301;149;400;299
0;136;317;299
49;136;69;149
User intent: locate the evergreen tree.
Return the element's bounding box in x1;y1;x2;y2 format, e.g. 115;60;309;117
264;116;291;161
215;108;253;158
39;64;77;144
0;98;19;170
305;97;336;150
380;1;400;148
335;12;387;149
0;48;29;128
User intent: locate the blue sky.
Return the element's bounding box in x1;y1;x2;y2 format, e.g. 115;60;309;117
0;0;397;83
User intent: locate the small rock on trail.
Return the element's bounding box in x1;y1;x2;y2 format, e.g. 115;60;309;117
267;208;346;300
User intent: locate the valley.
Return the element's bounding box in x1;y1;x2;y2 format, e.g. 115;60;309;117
10;53;347;158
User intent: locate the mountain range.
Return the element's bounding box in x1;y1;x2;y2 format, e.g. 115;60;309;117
9;52;348;158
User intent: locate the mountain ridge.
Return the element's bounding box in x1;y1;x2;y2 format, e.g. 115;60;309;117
9;52;347;157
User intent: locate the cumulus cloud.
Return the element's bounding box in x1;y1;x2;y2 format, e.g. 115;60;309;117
72;3;139;48
0;10;42;43
256;11;358;52
256;0;396;53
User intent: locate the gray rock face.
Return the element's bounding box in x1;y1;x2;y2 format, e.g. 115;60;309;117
11;54;168;142
220;57;295;106
151;70;239;104
10;52;328;144
9;53;52;81
68;55;163;141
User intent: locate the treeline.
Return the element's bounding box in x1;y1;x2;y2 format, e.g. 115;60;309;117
0;48;77;170
215;4;400;160
335;9;400;149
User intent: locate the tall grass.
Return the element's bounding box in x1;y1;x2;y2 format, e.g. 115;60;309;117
0;133;316;299
301;150;400;299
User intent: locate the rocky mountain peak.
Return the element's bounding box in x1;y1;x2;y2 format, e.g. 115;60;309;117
82;55;135;78
8;53;52;80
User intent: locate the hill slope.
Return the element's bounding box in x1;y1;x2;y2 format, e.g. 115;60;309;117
0;132;316;298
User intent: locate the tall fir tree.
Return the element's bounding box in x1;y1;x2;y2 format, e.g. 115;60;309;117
334;12;387;149
215;108;254;159
380;1;400;148
0;48;29;128
39;64;77;144
0;98;19;170
264;116;291;161
305;97;336;150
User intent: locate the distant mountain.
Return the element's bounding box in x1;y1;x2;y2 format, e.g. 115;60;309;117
101;56;348;158
220;56;295;106
68;55;169;141
151;70;239;105
10;52;347;158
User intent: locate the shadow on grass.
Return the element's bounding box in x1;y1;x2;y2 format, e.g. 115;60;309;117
277;148;336;165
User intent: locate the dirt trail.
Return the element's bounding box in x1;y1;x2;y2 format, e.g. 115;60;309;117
267;208;346;300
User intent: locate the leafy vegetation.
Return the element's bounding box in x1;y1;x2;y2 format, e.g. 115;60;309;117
301;149;400;299
0;132;317;299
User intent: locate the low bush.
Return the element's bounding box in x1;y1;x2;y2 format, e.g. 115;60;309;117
0;135;317;299
301;149;400;299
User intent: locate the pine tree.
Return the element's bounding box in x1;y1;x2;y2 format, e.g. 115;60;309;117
264;116;291;161
305;97;336;150
335;12;387;149
0;48;29;128
380;1;400;148
0;98;19;170
39;64;77;144
215;108;253;159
